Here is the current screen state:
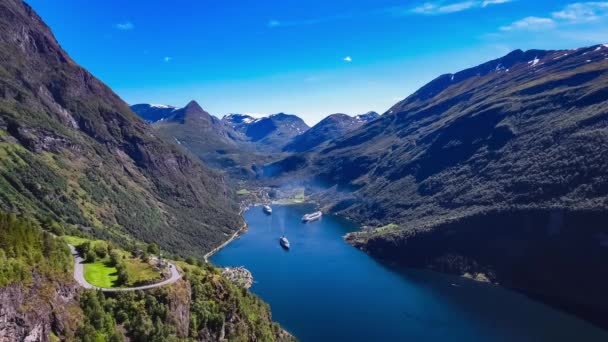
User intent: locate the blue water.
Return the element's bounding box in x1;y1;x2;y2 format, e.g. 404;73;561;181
211;204;608;341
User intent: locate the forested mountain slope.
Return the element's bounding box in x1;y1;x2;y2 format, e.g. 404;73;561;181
269;45;608;324
148;101;275;179
0;0;242;256
294;46;608;225
0;1;293;340
0;210;293;341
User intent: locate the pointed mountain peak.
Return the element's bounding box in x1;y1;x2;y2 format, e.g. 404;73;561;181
165;100;215;124
184;100;204;113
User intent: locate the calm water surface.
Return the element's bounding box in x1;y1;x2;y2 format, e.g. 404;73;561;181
211;204;608;341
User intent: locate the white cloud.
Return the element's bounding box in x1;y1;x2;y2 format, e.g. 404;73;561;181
163;57;172;63
268;20;281;28
499;2;608;32
410;0;511;15
499;16;556;31
482;0;513;7
266;14;349;28
492;2;608;47
344;56;353;62
552;2;608;23
267;0;511;28
114;21;134;31
412;1;478;14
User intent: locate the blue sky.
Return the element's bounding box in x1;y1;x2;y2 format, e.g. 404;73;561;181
28;0;608;124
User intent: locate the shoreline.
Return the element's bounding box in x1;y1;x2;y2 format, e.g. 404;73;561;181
204;221;248;262
204;206;251;262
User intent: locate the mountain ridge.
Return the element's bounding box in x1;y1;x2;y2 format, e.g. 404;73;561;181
284;111;379;152
264;44;608;326
0;0;242;256
0;1;291;340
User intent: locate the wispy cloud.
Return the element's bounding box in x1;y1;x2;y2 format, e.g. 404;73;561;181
490;2;608;46
163;56;172;63
267;13;352;28
552;2;608;23
412;1;478;15
499;2;608;32
482;0;513;7
344;56;353;62
114;21;134;31
268;20;282;28
268;0;511;28
500;16;556;31
411;0;512;15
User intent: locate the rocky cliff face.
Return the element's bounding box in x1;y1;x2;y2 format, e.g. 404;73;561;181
0;0;242;257
0;273;80;342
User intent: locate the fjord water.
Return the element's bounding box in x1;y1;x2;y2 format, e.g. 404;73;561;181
211;204;608;341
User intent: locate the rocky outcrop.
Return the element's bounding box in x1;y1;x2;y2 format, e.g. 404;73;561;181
0;274;80;341
221;267;254;289
165;279;191;338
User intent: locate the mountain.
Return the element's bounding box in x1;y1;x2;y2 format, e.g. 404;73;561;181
283;111;379;152
0;1;291;340
129;103;178;123
222;113;256;134
242;113;309;151
269;45;608;324
0;0;242;257
151;101;271;178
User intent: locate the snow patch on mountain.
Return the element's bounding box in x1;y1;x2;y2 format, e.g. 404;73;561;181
528;57;540;67
151;104;174;109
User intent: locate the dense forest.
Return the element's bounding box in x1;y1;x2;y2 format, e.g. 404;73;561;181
0;209;292;341
0;211;71;287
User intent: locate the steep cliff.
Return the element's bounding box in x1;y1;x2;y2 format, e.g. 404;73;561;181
0;0;242;257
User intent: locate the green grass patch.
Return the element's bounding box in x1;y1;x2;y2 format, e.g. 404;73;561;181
62;235;90;246
124;258;162;285
375;223;400;233
65;235;162;288
273;188;306;205
83;256;162;288
83;260;118;288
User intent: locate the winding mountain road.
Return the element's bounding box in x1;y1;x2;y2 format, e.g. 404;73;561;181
68;244;181;292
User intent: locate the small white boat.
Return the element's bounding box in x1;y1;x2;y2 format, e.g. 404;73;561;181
263;205;272;214
279;236;290;249
302;211;322;222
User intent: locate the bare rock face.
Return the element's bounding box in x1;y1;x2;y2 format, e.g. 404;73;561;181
221;267;254;289
165;279;191;338
0;274;80;341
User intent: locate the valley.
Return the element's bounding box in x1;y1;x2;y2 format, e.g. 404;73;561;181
132;44;608;332
1;0;608;340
